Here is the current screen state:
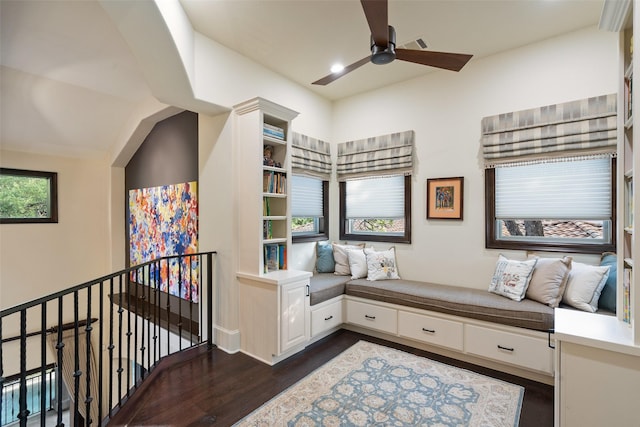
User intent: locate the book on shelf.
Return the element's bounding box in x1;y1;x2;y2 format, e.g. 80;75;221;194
263;123;285;140
263;170;286;194
264;243;280;273
278;243;287;270
263;220;273;239
263;197;270;216
623;267;632;324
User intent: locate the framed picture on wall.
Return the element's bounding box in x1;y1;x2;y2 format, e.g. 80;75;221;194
427;177;463;220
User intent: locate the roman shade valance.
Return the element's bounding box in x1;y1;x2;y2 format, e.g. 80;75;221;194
337;130;414;181
291;132;332;179
481;94;617;167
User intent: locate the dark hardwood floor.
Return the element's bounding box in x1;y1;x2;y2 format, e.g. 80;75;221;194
106;329;553;426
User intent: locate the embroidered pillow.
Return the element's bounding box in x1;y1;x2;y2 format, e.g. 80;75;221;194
365;247;400;281
332;243;365;275
525;255;572;307
315;241;335;273
562;262;610;312
488;255;537;301
347;248;368;279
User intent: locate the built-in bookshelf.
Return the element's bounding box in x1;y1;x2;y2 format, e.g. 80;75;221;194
621;7;636;330
234;97;298;275
234;98;312;365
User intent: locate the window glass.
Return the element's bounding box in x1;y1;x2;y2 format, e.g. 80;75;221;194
486;158;615;253
0;168;58;223
340;174;411;244
291;175;328;242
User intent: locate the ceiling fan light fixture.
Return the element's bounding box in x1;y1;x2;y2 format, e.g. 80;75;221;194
370;25;396;65
330;63;345;73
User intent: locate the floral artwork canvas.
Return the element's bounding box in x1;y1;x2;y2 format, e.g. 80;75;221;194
129;181;198;301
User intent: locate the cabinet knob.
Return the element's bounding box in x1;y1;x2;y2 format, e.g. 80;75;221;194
497;345;514;352
422;327;436;334
364;314;376;320
324;315;333;321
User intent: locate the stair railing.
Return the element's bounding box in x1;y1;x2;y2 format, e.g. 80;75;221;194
0;251;216;426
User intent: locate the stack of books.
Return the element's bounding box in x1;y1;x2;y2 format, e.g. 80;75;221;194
263;171;286;193
263;123;285;140
264;243;287;273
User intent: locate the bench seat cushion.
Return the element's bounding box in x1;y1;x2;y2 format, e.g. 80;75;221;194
345;279;555;332
309;273;351;306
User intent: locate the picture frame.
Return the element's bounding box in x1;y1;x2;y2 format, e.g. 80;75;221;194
427;177;464;220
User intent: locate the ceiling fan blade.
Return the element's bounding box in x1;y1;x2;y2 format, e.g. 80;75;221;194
361;0;388;47
312;56;371;85
396;48;473;72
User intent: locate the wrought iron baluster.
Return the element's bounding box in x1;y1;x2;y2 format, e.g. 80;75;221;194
18;309;29;426
178;258;183;351
99;281;106;423
55;297;64;427
72;291;80;425
40;302;47;427
117;273;124;406
207;253;213;347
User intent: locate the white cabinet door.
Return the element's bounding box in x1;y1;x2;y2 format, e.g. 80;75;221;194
280;279;309;353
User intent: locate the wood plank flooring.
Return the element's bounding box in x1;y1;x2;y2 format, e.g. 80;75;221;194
106;329;553;427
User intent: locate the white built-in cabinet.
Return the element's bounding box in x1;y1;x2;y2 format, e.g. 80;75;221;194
234;97;311;365
555;2;640;425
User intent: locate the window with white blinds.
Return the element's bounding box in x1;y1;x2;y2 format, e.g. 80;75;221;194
340;174;411;243
291;175;328;241
291;175;323;217
486;157;615;253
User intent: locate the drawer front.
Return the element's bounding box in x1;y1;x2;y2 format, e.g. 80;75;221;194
464;325;553;374
311;300;343;336
346;300;397;334
398;311;464;351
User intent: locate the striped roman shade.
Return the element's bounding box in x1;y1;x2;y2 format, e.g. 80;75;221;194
291;132;332;179
337;130;414;181
481;94;617;167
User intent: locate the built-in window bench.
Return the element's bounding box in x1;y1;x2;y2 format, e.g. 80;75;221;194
308;273;584;385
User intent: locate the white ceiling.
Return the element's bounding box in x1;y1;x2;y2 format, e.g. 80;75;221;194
0;0;605;157
180;0;605;101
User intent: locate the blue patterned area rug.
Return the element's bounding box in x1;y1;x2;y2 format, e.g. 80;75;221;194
235;341;523;426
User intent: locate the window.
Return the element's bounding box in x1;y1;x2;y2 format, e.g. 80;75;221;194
340;174;411;243
0;168;58;224
291;175;328;242
485;158;616;254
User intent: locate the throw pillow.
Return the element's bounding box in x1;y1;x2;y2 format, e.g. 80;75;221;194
315;241;335;273
562;262;610;312
332;243;365;276
525;255;572;307
347;248;368;279
488;255;537;301
598;252;617;312
365;247;400;281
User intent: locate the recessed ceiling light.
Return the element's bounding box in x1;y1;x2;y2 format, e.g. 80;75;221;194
330;63;345;74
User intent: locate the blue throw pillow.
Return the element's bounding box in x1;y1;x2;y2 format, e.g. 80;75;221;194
316;241;335;273
598;252;617;312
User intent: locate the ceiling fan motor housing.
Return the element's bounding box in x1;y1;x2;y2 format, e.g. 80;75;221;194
371;25;396;65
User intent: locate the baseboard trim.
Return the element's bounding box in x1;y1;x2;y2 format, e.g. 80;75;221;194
214;325;241;354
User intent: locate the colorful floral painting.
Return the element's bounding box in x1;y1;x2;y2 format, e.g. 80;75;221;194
129;181;199;301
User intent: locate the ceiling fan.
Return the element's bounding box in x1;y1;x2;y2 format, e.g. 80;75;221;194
312;0;473;85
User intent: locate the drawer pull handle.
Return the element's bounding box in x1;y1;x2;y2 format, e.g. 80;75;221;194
422;328;436;333
497;345;514;352
324;315;333;321
365;314;376;320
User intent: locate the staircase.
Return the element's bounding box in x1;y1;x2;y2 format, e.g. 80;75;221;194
0;251;216;426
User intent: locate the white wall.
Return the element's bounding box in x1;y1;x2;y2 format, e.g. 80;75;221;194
328;26;619;289
0;150;112;308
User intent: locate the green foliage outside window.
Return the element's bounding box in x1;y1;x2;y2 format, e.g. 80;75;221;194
0;169;57;223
